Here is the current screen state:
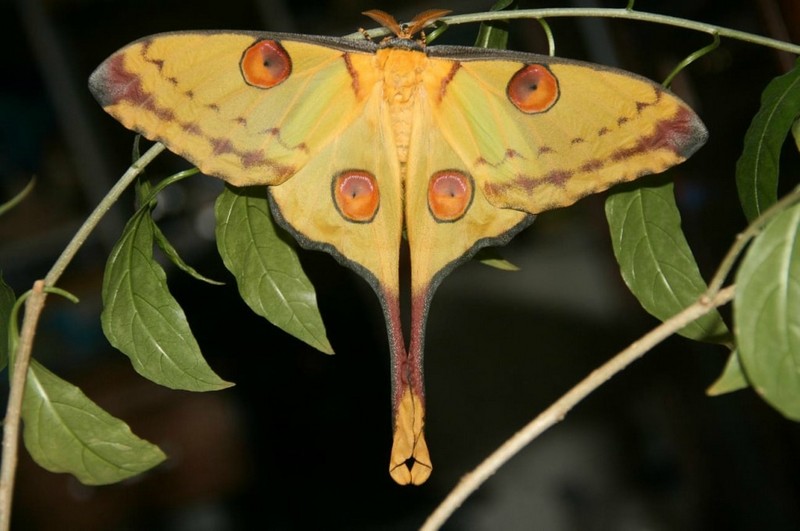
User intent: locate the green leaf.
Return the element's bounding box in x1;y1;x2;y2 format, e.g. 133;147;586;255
474;0;514;49
605;180;729;342
792;118;800;153
474;248;519;271
706;350;749;396
215;186;333;354
102;209;232;391
736;59;800;221
151;220;224;286
22;359;166;485
734;202;800;420
0;273;15;371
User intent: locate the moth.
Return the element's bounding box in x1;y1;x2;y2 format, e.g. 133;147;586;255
89;9;707;485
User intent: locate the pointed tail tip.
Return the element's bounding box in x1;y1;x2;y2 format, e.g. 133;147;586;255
390;455;432;485
388;388;432;485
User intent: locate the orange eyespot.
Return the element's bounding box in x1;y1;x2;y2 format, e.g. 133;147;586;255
241;39;291;88
427;170;473;222
333;170;380;223
507;64;559;114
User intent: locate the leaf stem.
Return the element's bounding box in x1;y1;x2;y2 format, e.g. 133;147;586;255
139;167;199;210
0;142;165;531
421;285;736;531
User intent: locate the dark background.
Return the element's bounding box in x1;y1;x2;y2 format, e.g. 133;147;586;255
2;0;800;529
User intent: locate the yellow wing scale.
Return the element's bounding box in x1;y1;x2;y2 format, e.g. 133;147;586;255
405;94;530;295
433;59;706;214
90;34;369;186
268;94;403;299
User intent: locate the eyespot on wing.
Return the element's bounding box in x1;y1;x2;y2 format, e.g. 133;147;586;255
241;39;292;88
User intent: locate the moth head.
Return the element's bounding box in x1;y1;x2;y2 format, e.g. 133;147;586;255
362;9;451;42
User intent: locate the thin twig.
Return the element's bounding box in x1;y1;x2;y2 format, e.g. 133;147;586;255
421;285;736;531
0;281;45;530
352;8;800;56
44;143;165;286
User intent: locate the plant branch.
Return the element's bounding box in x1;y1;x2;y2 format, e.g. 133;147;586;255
354;8;800;55
421;285;736;531
706;183;800;295
421;154;800;531
447;9;800;54
0;142;165;531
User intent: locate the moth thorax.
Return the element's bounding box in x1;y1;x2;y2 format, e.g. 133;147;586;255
379;48;427;164
385;83;421;164
389;103;413;164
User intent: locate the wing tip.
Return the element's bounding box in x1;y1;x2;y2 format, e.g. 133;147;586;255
88;52;151;113
88;55;119;108
671;106;709;160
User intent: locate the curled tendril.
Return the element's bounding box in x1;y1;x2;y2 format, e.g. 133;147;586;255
662;31;720;87
425;21;449;44
8;286;78;360
536;18;555;56
0;178;36;218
